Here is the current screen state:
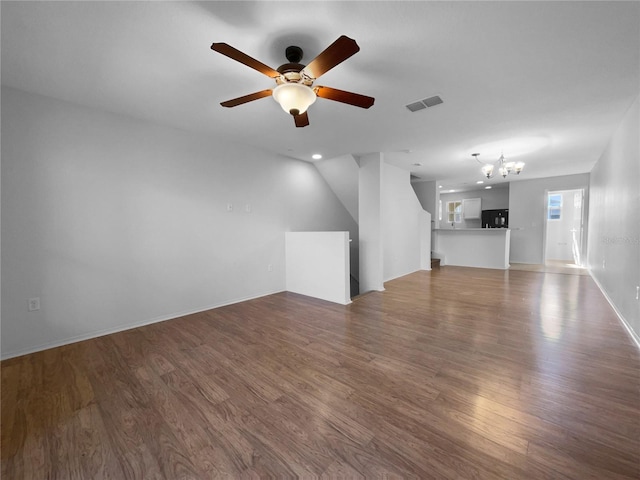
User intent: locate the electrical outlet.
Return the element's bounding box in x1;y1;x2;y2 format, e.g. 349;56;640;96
268;264;273;272
602;259;606;269
245;204;251;213
28;297;40;312
226;203;233;212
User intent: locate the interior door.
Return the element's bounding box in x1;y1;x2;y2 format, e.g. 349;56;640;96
544;189;584;265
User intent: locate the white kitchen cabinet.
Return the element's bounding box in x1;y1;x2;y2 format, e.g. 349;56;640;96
463;198;482;219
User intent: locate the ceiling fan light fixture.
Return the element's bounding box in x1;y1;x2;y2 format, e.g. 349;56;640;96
212;36;374;127
272;83;316;116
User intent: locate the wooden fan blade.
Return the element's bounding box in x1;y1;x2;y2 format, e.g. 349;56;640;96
294;111;309;128
301;35;360;80
211;43;280;78
220;89;273;107
315;86;375;109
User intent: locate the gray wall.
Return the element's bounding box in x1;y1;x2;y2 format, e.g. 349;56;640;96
358;153;385;292
412;180;438;217
412;180;439;250
313;154;360;283
587;97;639;341
1;86;358;358
509;174;590;264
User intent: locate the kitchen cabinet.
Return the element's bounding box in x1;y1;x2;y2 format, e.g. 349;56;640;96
463;198;481;219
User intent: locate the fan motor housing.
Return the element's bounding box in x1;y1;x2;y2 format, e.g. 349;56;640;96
285;45;303;63
278;45;305;76
276;45;314;85
276;63;314;85
277;63;304;74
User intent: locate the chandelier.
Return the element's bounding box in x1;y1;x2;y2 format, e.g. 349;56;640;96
472;152;524;179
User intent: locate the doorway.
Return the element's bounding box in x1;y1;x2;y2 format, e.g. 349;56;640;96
544;189;585;267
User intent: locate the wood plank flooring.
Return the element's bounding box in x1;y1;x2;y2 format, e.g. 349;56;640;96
2;266;639;479
509;261;590;276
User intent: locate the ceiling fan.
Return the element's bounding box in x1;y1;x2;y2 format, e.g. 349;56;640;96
210;35;375;127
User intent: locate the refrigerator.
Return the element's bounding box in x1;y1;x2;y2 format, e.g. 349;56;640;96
482;209;509;228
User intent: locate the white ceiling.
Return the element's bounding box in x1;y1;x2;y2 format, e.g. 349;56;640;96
2;1;638;192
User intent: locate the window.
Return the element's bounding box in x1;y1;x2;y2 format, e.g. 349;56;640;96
447;201;462;223
548;193;562;220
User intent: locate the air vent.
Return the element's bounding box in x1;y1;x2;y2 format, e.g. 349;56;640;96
406;95;443;112
423;95;443;107
406;101;427;113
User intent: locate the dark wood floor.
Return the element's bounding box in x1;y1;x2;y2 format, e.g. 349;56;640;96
2;267;639;479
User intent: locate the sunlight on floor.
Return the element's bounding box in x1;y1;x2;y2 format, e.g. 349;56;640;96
509;261;589;276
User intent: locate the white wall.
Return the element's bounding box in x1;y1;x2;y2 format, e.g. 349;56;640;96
588;97;639;342
358;154;385;292
509;174;590;264
285;232;350;305
383;164;430;281
1;87;358;359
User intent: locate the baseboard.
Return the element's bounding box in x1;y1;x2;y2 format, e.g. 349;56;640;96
589;270;640;350
0;289;285;361
384;268;427;283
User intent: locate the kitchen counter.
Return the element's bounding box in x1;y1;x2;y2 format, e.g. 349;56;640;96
434;228;509;232
434;228;510;269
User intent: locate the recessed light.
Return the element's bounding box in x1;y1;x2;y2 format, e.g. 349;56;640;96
485;186;492;189
438;185;442;188
312;154;322;160
476;180;484;184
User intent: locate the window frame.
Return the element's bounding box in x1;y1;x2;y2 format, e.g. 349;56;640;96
446;200;463;224
547;193;562;221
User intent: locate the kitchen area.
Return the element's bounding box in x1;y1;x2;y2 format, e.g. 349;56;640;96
433;184;511;269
